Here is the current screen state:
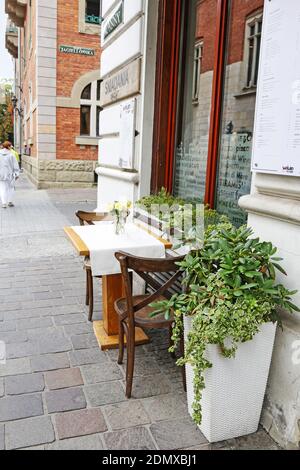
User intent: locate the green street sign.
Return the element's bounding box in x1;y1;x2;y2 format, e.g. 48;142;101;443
59;45;95;56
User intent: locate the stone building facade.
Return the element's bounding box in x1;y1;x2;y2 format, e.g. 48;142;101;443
5;0;102;188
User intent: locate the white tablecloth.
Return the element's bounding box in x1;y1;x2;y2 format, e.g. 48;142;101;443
72;222;166;276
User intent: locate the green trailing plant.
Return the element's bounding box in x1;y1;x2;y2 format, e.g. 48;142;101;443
151;222;299;425
135;187;186;210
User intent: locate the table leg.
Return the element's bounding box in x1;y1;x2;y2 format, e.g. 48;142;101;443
93;273;150;350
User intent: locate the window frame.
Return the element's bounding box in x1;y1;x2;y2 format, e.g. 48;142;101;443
80;80;102;138
244;11;263;89
85;0;101;25
192;40;203;104
78;0;101;35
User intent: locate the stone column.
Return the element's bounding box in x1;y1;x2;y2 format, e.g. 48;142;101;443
239;173;300;449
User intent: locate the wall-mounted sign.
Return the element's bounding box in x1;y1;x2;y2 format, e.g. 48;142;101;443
252;0;300;176
119;98;136;169
100;59;141;107
101;1;124;43
59;45;95;56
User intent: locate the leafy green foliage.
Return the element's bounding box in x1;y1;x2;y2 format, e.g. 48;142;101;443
136;188;186;210
151;222;299;425
0;80;14;143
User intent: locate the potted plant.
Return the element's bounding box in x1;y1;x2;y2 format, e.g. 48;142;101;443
151;221;299;442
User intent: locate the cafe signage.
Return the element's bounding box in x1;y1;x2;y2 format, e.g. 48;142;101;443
59;45;95;56
102;1;124;43
100;59;141;107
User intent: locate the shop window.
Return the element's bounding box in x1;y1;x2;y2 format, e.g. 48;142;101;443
245;13;263;88
173;0;217;201
80;80;102;137
215;5;264;227
192;41;203;104
85;0;101;25
171;0;264;226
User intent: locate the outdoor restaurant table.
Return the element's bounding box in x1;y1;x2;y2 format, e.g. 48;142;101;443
64;222;172;350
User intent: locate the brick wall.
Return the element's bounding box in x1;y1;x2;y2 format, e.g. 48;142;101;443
196;0;264;72
56;108;97;161
196;0;218;74
56;0;101;161
228;0;264;65
56;0;101;97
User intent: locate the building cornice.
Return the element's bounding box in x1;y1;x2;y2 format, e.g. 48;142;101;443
5;0;27;27
5;24;18;58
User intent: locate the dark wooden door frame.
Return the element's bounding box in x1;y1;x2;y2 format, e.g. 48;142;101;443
151;0;229;208
204;0;229;207
151;0;182;193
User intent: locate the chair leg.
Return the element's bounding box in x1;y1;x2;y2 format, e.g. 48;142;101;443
85;269;89;306
87;271;94;322
118;319;125;365
125;330;135;399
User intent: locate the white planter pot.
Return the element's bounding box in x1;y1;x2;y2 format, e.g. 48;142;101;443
184;317;277;443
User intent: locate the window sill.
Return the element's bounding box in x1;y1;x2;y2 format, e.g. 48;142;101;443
75;136;99;146
78;23;101;36
234;88;257;99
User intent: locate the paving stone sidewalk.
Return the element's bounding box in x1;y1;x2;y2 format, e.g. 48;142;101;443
0;176;280;450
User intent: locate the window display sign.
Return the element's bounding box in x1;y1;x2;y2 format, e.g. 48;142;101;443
217;132;252;227
119;98;136;169
252;0;300;176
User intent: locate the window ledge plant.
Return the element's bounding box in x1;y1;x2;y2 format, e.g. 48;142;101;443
151;221;299;426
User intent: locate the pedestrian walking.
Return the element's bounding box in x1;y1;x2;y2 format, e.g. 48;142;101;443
7;142;20;166
0;141;20;209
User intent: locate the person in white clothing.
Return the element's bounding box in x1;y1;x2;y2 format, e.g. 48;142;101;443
0;141;20;209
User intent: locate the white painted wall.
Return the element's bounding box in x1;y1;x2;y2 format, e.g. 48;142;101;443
96;0;159;211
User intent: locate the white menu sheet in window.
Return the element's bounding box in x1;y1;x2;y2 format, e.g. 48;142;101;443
252;0;300;176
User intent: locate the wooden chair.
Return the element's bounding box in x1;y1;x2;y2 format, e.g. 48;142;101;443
75;211;112;321
114;251;185;398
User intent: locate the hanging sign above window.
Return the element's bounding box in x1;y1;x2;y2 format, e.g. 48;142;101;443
101;1;124;43
100;59;141;107
59;45;95;56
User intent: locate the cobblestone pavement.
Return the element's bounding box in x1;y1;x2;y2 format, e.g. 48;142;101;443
0;176;280;450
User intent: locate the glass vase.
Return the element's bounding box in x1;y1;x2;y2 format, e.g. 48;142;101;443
114;213;126;235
